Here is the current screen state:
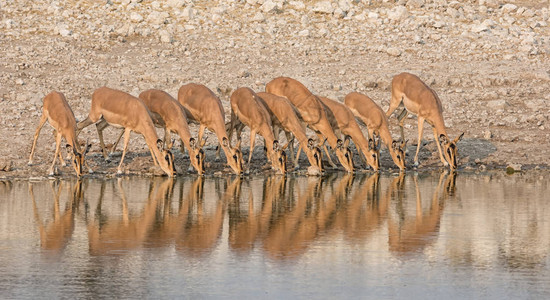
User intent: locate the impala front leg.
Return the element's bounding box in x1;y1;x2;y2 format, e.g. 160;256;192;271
28;114;48;165
117;129;132;174
413;117;425;167
317;132;336;168
48;132;63;176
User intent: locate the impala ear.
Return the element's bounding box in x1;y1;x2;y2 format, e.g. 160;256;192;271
368;138;375;150
337;139;343;149
66;144;75;155
439;134;450;145
343;138;350;148
401;139;408;149
454;132;464;143
200;136;207;147
392;140;398;150
321;137;328;146
273;140;280;151
222;137;229;148
189;138;197;149
157;139;164;151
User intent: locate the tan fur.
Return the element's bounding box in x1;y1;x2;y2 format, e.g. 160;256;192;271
265;77;354;172
178;83;244;175
228;87;286;174
28;91;90;177
76;87;175;176
256;92;323;172
319;96;380;171
344;92;406;171
386;72;463;170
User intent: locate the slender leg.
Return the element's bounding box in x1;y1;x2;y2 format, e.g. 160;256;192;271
49;131;63;175
397;109;409;142
285;131;298;169
76;117;96;137
28;114;48;165
317;132;336;168
248;130;256;166
117;129;132;174
432;127;448;166
110;129;124;156
413;117;425;167
96;120;110;160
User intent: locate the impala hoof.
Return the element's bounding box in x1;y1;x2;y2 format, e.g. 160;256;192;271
413;161;419;167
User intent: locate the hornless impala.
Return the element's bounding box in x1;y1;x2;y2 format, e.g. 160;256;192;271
138;89;206;175
256;92;323;172
178;83;244;175
318;96;380;171
228;87;287;174
265;77;354;172
76;87;176;176
386;72;464;170
28;91;91;177
344;92;407;171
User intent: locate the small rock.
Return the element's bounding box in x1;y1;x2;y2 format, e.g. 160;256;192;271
130;12;144;23
298;29;310;37
386;47;402;57
483;130;492;139
312;1;334;14
388;6;408;22
307;166;322;176
406;0;424;9
501;4;518;13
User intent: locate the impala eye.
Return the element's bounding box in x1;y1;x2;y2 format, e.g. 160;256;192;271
196;155;200;159
345;153;349;158
397;155;401;159
233;155;237;159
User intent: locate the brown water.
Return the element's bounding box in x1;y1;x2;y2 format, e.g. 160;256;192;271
1;172;549;299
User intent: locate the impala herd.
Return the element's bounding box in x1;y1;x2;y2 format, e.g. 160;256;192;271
28;73;464;178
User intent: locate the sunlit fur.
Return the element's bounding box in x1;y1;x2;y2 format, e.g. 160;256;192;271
188;138;206;175
305;141;323;172
335;139;354;172
68;143;90;177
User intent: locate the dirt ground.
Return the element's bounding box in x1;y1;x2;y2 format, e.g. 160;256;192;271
0;0;549;179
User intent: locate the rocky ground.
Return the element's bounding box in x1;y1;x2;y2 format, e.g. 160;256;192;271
0;0;549;179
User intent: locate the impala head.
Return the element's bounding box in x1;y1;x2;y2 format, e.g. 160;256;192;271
335;138;354;172
222;137;244;175
66;142;91;178
188;137;206;175
439;133;464;170
304;138;323;172
270;140;287;175
157;139;176;177
366;137;381;172
391;139;407;172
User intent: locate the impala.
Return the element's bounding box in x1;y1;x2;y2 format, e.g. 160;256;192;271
256;92;323;172
386;72;463;170
76;87;176;176
344;92;406;171
265;77;354;172
28;91;91;177
138;89;206;175
178;83;244;175
319;96;380;171
228;87;287;174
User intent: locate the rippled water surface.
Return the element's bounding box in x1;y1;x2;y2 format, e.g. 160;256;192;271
1;172;549;299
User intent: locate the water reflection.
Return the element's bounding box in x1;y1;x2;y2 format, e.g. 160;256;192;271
29;180;83;255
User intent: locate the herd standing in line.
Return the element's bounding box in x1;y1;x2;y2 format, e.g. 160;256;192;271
28;73;464;178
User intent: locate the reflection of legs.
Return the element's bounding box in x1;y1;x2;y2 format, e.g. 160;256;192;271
117;129;132;174
28;114;48;165
432;127;448;166
413;117;425;167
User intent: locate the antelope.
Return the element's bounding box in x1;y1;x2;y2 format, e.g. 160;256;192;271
344;92;406;171
76;87;175;176
265;77;354;172
386;72;464;170
228;87;287;174
177;83;244;175
138;89;206;175
256;92;323;172
28;91;91;177
318;96;380;171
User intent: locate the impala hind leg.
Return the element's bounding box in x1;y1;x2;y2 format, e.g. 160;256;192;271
95;120;110;160
413;117;425;167
28;114;48;165
386;94;403;118
248;130;257;166
110;129;124;157
397;109;408;142
117;129;132;174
